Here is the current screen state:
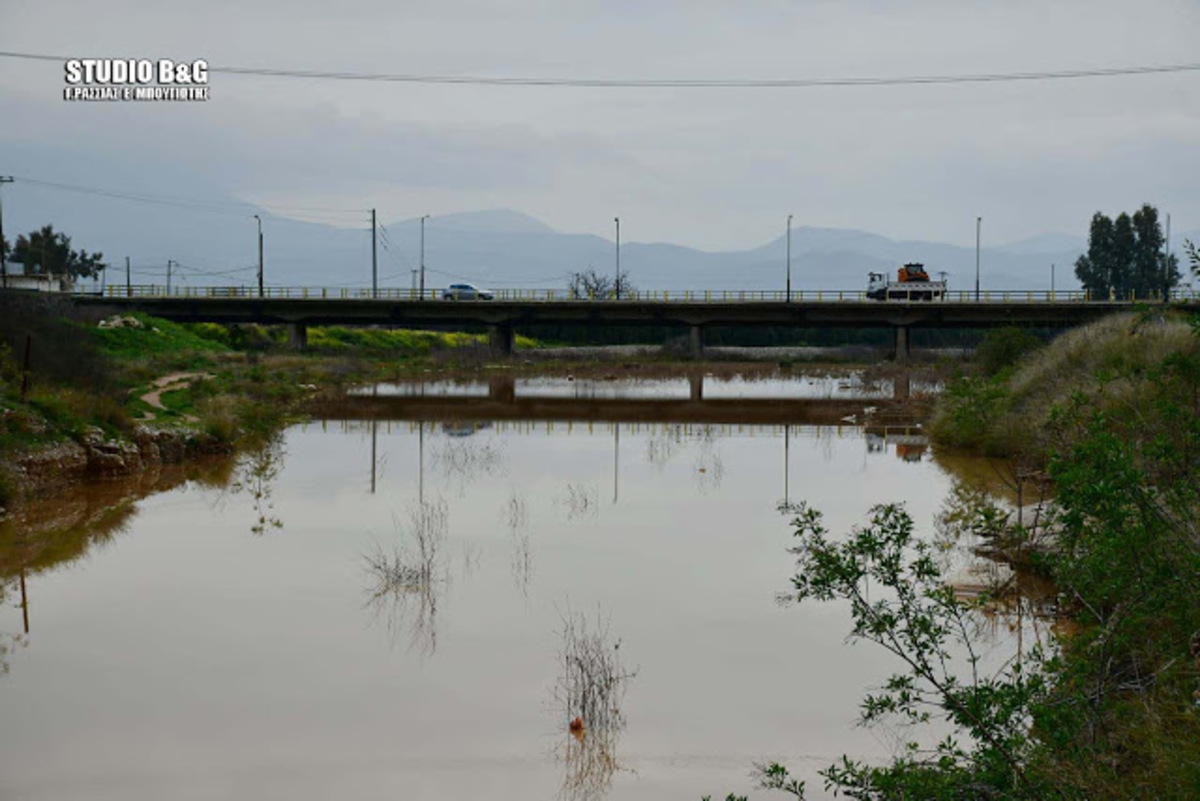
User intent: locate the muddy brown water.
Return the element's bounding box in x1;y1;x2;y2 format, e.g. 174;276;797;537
0;373;1029;800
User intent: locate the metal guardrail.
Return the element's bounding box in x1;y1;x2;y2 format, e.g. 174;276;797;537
92;284;1200;304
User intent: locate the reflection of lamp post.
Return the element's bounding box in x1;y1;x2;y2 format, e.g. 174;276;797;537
777;424;791;514
613;423;620;504
370;385;378;494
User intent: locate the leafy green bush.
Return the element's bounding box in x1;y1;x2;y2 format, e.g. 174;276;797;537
975;327;1043;376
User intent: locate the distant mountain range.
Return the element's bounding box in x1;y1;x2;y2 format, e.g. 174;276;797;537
5;155;1196;294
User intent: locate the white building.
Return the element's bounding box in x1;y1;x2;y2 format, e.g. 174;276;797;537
2;273;75;292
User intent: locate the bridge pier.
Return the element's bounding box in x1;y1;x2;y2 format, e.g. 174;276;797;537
893;326;909;363
489;323;515;355
689;325;705;360
287;323;308;351
689;372;704;401
489;375;516;402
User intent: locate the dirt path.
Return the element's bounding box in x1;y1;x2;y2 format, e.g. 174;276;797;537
138;372;215;421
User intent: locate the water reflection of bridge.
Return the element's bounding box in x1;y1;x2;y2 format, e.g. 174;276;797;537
303;419;925;440
316;374;924;427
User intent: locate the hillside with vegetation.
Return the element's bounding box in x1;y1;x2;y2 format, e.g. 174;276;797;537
716;310;1200;800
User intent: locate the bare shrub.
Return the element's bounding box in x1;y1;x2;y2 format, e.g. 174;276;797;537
553;609;636;734
364;498;449;654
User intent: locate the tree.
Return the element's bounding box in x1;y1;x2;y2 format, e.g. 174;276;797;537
567;267;634;300
11;225;106;280
1185;239;1199;283
1074;205;1179;300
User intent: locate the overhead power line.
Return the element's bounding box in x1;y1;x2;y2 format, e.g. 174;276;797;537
11;175;367;218
1;50;1198;89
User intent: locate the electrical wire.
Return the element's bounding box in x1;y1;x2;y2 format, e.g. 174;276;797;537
10;175;367;218
3;50;1197;89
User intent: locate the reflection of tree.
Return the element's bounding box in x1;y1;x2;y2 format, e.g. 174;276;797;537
558;484;599;521
645;424;686;470
552;609;635;801
230;434;286;535
559;726;620;801
364;498;449;656
935;480;1060;654
504;492;533;598
431;434;506;496
691;427;724;493
0;578;29;677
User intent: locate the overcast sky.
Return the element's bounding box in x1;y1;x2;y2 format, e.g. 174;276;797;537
1;0;1198;251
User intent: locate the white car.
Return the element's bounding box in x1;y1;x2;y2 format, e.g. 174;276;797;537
442;283;495;301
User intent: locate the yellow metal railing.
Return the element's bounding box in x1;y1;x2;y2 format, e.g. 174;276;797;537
94;284;1200;304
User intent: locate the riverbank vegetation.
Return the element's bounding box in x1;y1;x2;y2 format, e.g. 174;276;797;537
0;294;538;507
728;311;1200;799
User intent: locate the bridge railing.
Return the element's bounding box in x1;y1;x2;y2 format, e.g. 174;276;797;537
93;284;1200;303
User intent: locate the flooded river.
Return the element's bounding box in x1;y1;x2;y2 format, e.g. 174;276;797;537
0;372;1019;800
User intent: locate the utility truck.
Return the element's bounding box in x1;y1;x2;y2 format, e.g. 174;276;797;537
866;263;946;301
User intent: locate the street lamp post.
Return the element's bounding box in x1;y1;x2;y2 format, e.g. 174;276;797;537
614;217;621;299
0;176;13;290
786;214;793;302
974;216;981;302
420;214;430;299
254;214;264;299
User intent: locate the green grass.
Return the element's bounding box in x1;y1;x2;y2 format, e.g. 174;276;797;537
931;311;1199;458
307;326;539;353
92;313;229;358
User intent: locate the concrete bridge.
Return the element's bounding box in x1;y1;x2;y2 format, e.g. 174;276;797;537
72;286;1199;361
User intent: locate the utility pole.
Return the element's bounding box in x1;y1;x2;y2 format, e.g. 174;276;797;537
420;214;429;298
786;214;793;302
125;256;131;297
1051;263;1055;296
974;216;982;302
411;268;418;295
0;176;12;289
167;259;175;295
371;208;378;299
1166;213;1172;296
614;216;621;299
254;214;264;299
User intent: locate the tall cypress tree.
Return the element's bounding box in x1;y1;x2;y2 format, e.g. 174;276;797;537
1074;205;1179;299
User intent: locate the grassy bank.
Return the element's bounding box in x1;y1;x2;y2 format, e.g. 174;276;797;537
735;312;1200;800
0;298;545;506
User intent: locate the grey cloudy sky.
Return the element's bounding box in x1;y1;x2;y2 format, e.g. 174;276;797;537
1;0;1198;250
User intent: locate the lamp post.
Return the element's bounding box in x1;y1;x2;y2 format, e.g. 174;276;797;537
254;214;264;299
0;176;13;290
974;216;981;302
614;216;621;299
420;215;430;299
786;214;793;302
